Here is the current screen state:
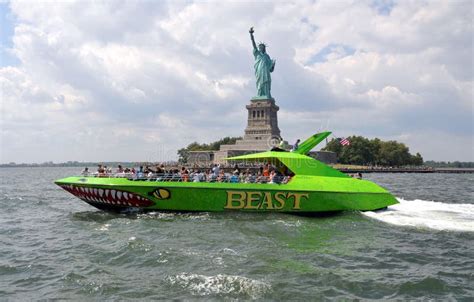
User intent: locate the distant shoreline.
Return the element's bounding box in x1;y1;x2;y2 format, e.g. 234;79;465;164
1;163;472;174
335;167;474;174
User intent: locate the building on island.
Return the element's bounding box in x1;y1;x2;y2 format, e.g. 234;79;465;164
186;97;337;165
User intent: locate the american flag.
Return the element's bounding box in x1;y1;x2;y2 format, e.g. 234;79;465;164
339;137;350;146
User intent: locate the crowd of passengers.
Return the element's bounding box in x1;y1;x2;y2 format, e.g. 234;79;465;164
81;163;294;184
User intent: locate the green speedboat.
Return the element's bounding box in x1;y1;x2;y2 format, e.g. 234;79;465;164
55;132;398;213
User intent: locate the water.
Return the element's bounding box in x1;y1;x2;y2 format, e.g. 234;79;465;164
0;168;473;300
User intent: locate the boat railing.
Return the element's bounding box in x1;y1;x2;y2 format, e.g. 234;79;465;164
79;172;292;184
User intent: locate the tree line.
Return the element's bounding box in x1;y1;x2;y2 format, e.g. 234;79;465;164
178;137;241;163
322;136;423;166
177;135;425;166
423;161;474;168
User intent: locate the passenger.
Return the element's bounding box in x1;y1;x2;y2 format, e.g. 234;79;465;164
212;164;220;177
280;166;290;176
147;171;154;179
257;172;267;183
162;169;171;181
282;172;294;184
230;171;239;183
244;173;249;183
275;171;284;184
247;172;256;183
233;164;240;175
217;170;226;182
81;167;90;176
200;170;206;182
114;165;126;178
291;139;301;152
239;172;246;183
172;169;181;181
156;164;164;176
262;163;270;178
207;169;216;182
147;165;155;177
137;166;144;179
181;167;189;182
269;161;275;171
154;168;163;181
97;164;106;177
241;169;251;183
193;170;201;182
269;170;277;184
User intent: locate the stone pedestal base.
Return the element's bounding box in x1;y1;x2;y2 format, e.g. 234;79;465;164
215;98;282;163
244;98;280;142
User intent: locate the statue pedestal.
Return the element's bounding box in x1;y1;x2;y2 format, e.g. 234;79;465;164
244;98;280;142
214;98;281;163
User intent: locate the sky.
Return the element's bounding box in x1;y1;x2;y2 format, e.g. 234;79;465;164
0;0;473;164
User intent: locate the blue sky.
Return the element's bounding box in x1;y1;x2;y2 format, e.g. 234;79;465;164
0;0;472;163
0;2;19;66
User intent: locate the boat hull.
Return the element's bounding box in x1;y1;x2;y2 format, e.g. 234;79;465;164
55;176;398;213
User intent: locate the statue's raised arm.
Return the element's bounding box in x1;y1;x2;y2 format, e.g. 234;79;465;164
249;27;257;51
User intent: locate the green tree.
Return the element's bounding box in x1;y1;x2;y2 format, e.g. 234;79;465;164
177;137;241;163
324;136;376;165
410;152;423;166
323;136;423;166
323;138;343;156
370;138;382;165
375;140;411;166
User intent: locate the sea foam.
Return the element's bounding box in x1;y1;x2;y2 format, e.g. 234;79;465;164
166;273;271;298
363;198;474;232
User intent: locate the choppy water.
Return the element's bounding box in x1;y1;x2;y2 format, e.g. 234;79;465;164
0;167;473;300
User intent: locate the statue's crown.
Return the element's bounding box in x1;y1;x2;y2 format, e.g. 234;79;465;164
258;42;266;47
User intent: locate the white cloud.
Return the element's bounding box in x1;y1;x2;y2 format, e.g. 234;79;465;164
0;0;472;163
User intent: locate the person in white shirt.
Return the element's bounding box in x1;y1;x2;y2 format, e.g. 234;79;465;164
81;167;90;176
212;164;220;176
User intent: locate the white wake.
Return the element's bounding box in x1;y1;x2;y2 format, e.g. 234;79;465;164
166;273;271;298
363;198;474;232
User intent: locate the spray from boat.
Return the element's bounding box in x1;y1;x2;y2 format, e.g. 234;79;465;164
363;198;474;232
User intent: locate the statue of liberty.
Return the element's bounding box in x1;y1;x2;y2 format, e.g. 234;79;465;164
249;27;276;99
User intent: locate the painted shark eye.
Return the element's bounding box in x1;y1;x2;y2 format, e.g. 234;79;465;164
159;189;170;199
152;188;171;199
